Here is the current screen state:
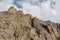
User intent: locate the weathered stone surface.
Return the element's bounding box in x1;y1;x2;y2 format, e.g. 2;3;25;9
0;6;59;40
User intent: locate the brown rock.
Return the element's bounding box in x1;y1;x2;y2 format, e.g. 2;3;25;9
0;6;59;40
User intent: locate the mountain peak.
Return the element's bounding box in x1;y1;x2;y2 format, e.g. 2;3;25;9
0;6;59;40
8;6;17;13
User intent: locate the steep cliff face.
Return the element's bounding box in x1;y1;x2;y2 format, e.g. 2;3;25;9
0;6;59;40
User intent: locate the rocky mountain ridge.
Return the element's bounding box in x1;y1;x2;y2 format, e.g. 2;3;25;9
0;6;59;40
45;21;60;30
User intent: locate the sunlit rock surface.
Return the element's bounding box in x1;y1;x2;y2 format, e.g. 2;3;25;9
0;6;59;40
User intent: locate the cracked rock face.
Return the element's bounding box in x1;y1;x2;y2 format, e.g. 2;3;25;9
0;6;59;40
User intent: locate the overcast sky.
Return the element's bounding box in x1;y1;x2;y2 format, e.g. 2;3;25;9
0;0;60;23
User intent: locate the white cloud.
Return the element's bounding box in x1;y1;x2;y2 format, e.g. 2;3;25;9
39;0;59;23
41;1;50;9
55;0;60;13
40;0;58;16
22;2;42;18
0;0;60;23
17;0;59;23
51;9;58;15
0;0;13;11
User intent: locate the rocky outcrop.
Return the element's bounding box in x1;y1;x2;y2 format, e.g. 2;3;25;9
45;21;60;40
0;6;59;40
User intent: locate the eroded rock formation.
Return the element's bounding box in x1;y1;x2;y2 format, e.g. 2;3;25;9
0;6;59;40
